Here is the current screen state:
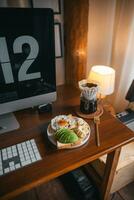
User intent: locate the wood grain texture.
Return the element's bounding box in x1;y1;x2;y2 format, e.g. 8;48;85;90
101;148;121;200
64;0;89;86
0;85;133;200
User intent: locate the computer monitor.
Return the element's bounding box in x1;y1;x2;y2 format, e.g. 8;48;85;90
0;8;56;134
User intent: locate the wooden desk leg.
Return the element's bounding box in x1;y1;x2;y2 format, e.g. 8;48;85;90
101;147;121;200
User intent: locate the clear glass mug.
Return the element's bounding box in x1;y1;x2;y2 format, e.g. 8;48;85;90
80;96;97;114
79;83;98;114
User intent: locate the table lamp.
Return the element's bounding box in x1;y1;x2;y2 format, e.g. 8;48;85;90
88;65;115;99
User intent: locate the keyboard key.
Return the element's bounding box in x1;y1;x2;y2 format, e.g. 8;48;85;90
20;158;25;163
12;151;17;157
15;163;21;169
35;153;42;161
2;149;8;160
2;149;6;154
0;170;3;175
4;168;10;173
21;160;30;166
9;161;14;167
29;151;35;158
8;153;13;159
2;153;7;161
31;157;36;162
7;147;12;154
12;145;17;151
12;146;17;157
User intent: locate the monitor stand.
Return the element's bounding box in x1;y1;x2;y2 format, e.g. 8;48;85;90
0;113;20;135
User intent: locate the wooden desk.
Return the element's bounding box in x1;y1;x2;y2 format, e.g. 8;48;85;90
0;85;133;200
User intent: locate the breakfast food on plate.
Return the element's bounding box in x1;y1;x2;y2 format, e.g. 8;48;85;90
51;115;76;131
49;114;90;149
74;118;90;138
55;128;79;143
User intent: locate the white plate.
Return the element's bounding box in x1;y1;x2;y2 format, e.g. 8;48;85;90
47;122;91;149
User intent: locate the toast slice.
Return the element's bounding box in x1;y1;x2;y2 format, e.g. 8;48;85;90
57;139;82;149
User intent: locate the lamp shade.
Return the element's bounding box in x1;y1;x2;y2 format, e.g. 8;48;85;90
88;65;115;95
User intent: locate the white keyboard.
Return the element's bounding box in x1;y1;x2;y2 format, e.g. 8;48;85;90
0;139;42;176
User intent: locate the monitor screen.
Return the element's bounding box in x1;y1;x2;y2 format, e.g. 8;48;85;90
0;8;56;115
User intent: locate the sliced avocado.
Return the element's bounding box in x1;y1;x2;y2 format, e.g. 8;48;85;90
55;128;65;139
55;128;79;143
65;131;78;143
58;130;69;142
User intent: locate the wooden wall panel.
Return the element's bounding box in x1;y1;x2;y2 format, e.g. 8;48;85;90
64;0;89;87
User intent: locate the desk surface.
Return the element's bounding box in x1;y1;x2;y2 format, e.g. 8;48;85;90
0;85;133;200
